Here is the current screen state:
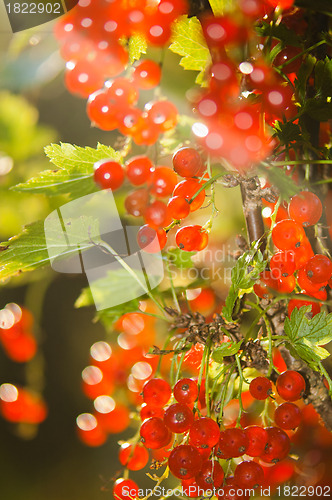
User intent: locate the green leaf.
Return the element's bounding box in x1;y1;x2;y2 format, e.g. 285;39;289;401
295;55;316;101
75;287;140;329
0;214;102;281
208;0;225;15
212;340;243;363
315;57;332;99
273;121;302;146
128;34;147;64
284;306;332;368
256;21;302;47
12;143;122;198
169;16;211;85
74;268;149;313
304;98;332;122
0;221;49;280
259;164;300;200
167;248;196;269
294;0;332;14
222;243;267;322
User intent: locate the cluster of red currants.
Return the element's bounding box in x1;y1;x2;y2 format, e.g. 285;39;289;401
255;190;332;316
0;383;47;425
93;147;211;254
113;370;306;500
54;0;187;98
87;61;178;145
192;4;302;169
0;304;37;363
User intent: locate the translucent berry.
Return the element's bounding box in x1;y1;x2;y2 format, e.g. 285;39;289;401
172;147;205;178
173;179;206;212
272;220;305;250
168;444;202;479
189;417;220;449
195;460;224;489
217;428;249;459
137;225;167;253
288;191;322;227
274;402;302;430
244;426;268;457
260;426;291;463
126;155;153;186
125;189;149;217
234;461;264;489
249;377;272;400
164;403;194;433
174;378;198;404
176;225;208;252
113;478;139;500
140;417;172;449
118;443;149;470
276;370;306;401
132;60;162;89
150;167;178;198
305;254;332;284
167;196;190;220
142;378;172;407
93;159;125;191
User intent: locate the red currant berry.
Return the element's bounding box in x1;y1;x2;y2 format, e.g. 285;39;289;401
173;179;206;212
272;220;305;251
195;460;224;489
142;378;172;407
93;159;125;191
106;77;139;106
260;426;291;463
274;402;302;430
164;403;194;433
249;377;272;400
288;296;321;317
125;189;149;217
244;426;268;457
174;378;198;404
87;90;119;131
113;478;139;500
234;461;264;489
126;155;153;186
176;225;208;252
140;417;172;449
273;46;302;74
276;370;306;402
118;443;149;470
167;196;190;220
270;251;296;278
137;225;167;253
132;60;162;89
189;417;220;449
150;167;178;198
217;428;249;459
144;200;172;229
145;100;178;132
172;147;205;178
140;404;165;420
305;254;332;284
288;191;322;227
297;265;326;294
168;444;202;479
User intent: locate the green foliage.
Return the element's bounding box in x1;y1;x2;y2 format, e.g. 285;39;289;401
212;340;243;363
315;57;332;99
0;221;49;280
75;287;140;329
295;55;316;101
259;164;300;200
273;121;304;146
222;243;267;322
256;21;302;47
169;16;211;85
0;91;55;162
12;143;122;199
0;214;100;281
167;248;196;269
284;306;332;368
294;0;332;14
128;34;147;63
